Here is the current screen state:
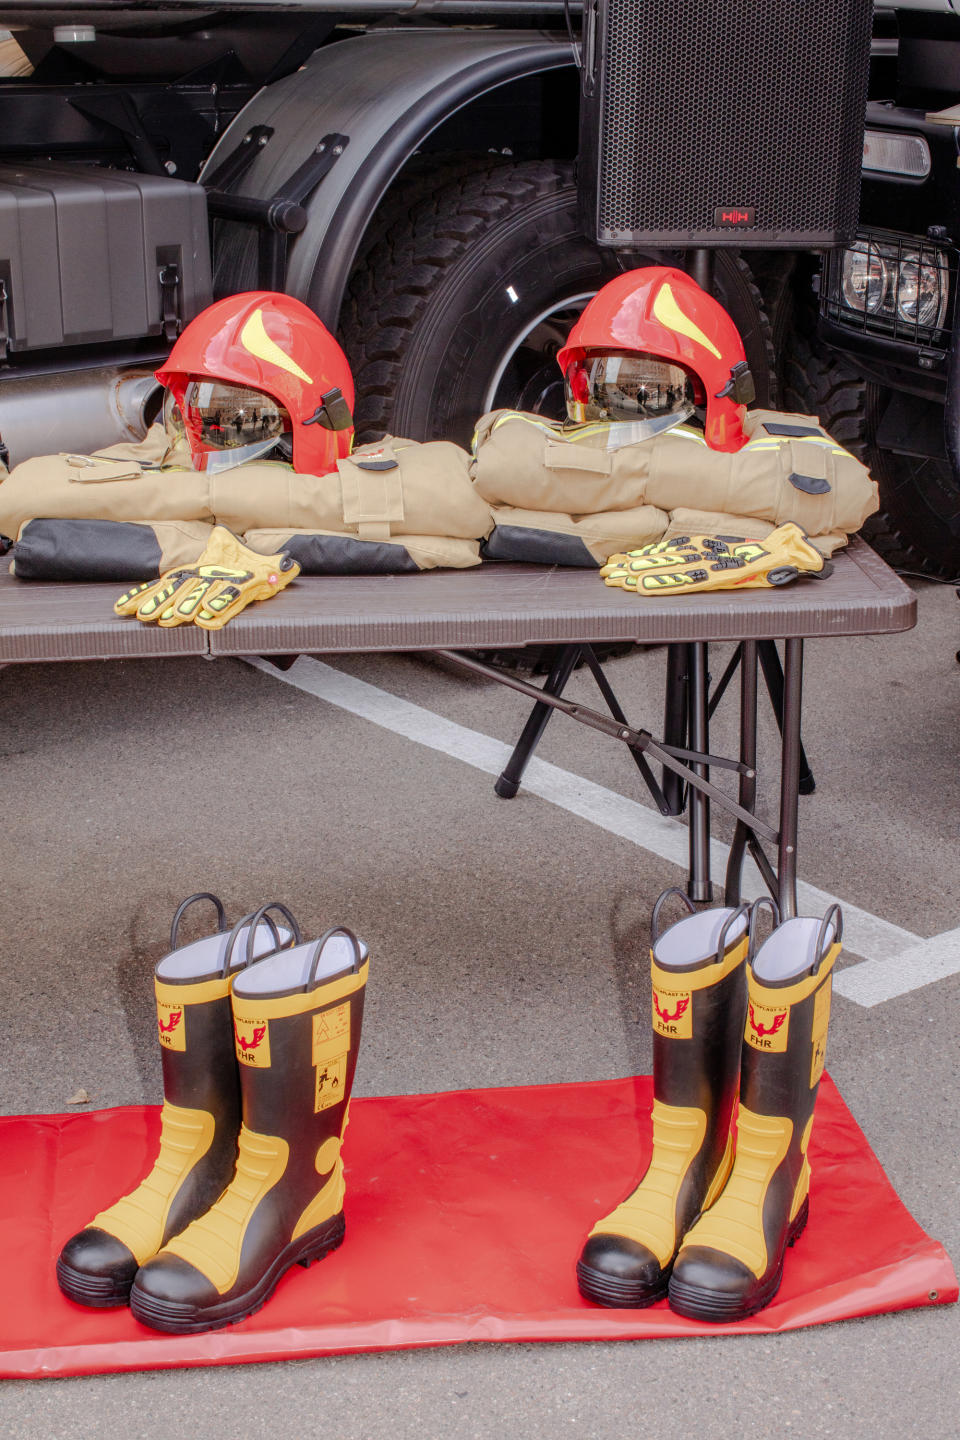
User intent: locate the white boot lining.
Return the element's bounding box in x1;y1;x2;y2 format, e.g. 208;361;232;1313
233;934;368;996
752;917;837;982
156;923;294;981
654;909;747;969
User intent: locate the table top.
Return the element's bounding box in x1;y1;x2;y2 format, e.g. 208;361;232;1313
0;537;917;666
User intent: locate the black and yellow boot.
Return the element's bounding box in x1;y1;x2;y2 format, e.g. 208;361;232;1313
667;903;842;1323
576;889;749;1307
56;896;300;1308
129;926;369;1333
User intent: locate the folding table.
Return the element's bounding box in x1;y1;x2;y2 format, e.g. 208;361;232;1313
0;536;915;916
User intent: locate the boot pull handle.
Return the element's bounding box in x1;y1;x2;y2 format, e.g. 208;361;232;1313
219;902;302;978
714;903;750;964
304;925;362;990
220;908;280;978
170;891;227;950
239;901;302;975
813;904;843;972
651;886;696;945
748;896;781;962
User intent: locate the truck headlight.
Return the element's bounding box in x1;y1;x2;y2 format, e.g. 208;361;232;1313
841;241;888;314
896;256;948;327
839;238;949;332
862;130;931;179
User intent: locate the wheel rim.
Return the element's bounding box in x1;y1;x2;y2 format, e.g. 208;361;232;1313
482;291;595;418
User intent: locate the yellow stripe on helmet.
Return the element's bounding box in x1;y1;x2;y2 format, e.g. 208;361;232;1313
652;282;723;360
239;308;313;384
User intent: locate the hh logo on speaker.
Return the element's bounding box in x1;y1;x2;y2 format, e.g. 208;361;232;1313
714;207;755;227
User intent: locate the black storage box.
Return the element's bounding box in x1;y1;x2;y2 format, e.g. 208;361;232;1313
0;162;212;355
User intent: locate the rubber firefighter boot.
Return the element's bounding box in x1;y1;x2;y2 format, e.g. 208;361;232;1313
56;896;300;1307
129;926;369;1333
667;902;842;1323
576;888;749;1307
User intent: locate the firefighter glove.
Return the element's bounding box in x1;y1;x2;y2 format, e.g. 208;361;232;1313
114;525;299;629
599;522;827;595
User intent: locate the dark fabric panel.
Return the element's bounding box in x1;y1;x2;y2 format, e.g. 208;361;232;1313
788;471;832;495
13;518;162;581
282;533;419;575
762;423;825;438
481;525;599;568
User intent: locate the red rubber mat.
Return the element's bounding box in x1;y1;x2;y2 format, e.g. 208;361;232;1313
3;1074;955;1377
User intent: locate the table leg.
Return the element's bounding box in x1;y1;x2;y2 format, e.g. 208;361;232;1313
661;644;688;816
758;639;815;795
724;639;758;905
687;642;712;902
777;637;804;919
494;644;582;798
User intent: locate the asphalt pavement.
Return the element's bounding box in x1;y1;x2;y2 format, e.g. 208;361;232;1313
0;574;957;1439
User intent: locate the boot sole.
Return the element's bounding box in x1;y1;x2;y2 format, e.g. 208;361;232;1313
575;1259;670;1309
667;1196;809;1324
55;1259;134;1308
129;1212;345;1334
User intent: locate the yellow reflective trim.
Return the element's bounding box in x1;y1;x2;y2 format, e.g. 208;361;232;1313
679;1106;794;1277
292;1167;344;1242
161;1125;289;1294
590;1099;708;1266
791;1114;815;1220
89;1102;216;1265
239;308;313;385
652;282;723;359
154;974;232;1008
666;425;708;444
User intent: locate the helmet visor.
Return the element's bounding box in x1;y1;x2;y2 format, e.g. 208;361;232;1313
565;353;696;428
182;380;290;473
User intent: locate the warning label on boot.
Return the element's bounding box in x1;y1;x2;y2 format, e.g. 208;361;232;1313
810;977;832;1086
312;1003;350;1065
156;1001;186;1052
652;987;693;1039
315;1054;347;1112
746;1000;789;1052
234;1015;271;1068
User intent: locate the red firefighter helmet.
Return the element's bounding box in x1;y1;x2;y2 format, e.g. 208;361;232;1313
556;267;755;452
156;291;355;475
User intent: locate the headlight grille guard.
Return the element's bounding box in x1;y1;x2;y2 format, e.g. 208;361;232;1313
820;229;957;353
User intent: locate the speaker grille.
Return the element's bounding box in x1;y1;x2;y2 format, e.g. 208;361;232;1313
588;0;872;246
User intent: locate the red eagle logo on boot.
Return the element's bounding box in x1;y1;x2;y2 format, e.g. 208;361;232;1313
158;1010;182;1034
653;993;690;1025
234;1021;267;1050
749;1003;787;1038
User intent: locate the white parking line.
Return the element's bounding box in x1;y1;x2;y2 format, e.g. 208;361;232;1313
245;654;954;1008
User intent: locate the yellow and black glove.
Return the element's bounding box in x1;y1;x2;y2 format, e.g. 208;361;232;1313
114;526;299;630
600;522;827;595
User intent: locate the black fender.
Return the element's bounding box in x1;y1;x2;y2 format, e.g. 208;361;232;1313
199;28;575;328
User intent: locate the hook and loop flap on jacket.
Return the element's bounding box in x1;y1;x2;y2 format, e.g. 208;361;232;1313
337;444;405;542
543;440;612;476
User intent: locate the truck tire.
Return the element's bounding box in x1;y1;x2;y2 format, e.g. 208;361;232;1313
777;263;958;578
785;336;960;578
341;159;776;446
861;414;960;580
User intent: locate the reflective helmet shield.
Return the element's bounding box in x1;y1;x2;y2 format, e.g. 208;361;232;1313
564;352;696;429
181;381;291;473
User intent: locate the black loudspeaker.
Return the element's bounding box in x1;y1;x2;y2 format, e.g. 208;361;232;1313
579;0;873;249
